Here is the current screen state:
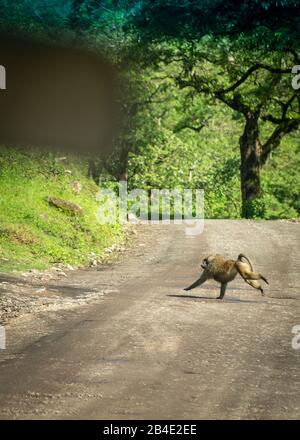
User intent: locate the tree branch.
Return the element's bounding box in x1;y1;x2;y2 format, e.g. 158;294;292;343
262;93;298;124
217;63;290;95
173;119;208;133
261;118;300;165
215;91;251;115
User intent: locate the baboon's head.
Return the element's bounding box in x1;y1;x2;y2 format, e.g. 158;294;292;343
201;255;214;270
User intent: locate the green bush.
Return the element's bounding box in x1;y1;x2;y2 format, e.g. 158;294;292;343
0;146;123;272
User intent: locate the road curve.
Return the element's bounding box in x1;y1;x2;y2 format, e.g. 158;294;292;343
0;220;300;419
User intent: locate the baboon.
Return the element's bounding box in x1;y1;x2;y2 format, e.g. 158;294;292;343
184;254;268;299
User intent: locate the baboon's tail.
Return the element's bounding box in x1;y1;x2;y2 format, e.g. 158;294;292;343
237;253;254;271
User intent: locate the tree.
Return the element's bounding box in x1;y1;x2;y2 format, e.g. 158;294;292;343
129;0;300;217
99;66;170;182
131;0;300;48
1;0;299;217
172;40;300;216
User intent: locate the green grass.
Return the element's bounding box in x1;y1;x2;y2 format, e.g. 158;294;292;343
0;146;123;272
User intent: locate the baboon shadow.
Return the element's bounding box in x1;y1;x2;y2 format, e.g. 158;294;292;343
168;294;267;304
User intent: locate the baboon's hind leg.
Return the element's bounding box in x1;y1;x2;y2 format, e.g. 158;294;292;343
245;279;265;296
237;262;269;285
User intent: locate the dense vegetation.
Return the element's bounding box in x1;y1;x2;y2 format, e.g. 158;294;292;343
0;147;122;271
0;1;299;270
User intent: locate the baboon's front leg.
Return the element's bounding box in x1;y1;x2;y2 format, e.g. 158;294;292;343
217;282;227;300
184;272;208;291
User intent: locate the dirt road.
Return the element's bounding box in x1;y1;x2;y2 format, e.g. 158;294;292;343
0;220;299;419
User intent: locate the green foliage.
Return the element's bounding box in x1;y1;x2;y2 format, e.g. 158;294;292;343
261;133;300;219
127;100;243;219
241;198;266;219
0;0;298;228
130;0;300;49
0;147;123;272
122;61;299;220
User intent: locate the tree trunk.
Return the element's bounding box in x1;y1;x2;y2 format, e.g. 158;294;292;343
118;146;129;182
239;112;262;218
